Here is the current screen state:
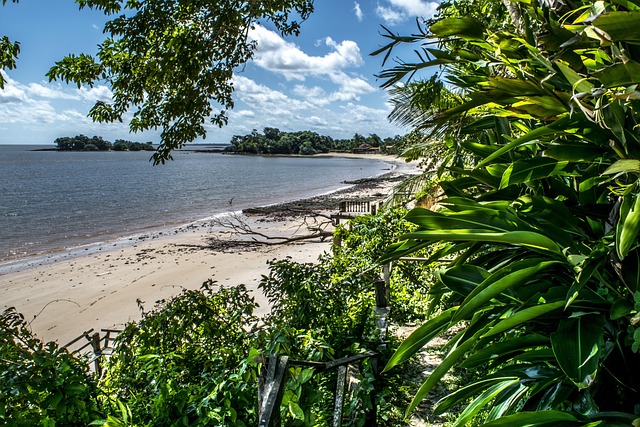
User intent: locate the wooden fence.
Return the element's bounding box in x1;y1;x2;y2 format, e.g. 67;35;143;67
62;328;121;376
256;272;390;426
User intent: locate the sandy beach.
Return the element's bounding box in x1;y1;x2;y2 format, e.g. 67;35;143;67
1;154;418;346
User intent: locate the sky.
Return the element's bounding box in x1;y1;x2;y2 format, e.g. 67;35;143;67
0;0;439;145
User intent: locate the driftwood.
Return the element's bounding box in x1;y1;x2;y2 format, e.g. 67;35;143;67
205;212;334;249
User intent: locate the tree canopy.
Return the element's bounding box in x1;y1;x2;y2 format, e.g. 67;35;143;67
1;0;314;163
225;127;402;155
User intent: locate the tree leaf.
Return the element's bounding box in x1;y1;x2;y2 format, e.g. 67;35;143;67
550;315;606;389
454;260;561;322
484;301;565;337
430;17;485;40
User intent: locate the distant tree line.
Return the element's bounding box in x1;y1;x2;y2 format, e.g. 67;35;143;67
224;127;405;155
54;135;155;152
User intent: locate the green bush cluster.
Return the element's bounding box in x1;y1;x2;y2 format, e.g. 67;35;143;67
54;135;154;152
225;127;405;155
0;308;100;426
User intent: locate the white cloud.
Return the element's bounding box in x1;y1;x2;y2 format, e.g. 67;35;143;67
292;85;331;106
231;110;256;118
328;72;376;102
376;0;439;24
249;25;363;80
78;85;113;102
354;2;364;21
247;26;376;104
220;75;406;140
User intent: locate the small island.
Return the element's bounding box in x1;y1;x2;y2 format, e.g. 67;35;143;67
224;127;405;155
54;135;155;152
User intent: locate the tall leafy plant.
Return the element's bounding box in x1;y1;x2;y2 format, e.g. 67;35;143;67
374;0;640;424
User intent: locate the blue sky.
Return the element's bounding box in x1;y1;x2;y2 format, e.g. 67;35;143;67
0;0;439;145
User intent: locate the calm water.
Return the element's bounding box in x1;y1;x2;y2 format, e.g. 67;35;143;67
0;145;392;262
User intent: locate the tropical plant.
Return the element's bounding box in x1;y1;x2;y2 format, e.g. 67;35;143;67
99;282;260;426
0;307;100;426
374;0;640;424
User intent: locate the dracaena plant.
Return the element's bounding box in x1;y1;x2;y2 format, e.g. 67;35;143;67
374;0;640;425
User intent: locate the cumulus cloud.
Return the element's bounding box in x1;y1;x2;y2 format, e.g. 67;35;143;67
0;71;128;143
220;75;406;140
376;0;439;24
249;25;363;80
354;2;364;21
247;26;376;103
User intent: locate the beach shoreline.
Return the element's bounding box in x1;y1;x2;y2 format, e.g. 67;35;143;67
0;154;419;345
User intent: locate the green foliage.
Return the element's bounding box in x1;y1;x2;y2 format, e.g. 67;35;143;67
54;135;154;152
45;0;314;164
0;307;100;426
0;0;19;90
100;282;259;426
333;209;435;322
373;0;640;424
225;128;404;155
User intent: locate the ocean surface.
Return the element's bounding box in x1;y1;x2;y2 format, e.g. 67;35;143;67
0;145;393;263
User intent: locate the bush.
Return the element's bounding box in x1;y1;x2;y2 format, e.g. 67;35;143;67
0;308;100;426
99;282;260;426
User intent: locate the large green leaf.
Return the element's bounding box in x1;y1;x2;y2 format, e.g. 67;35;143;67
454;260;561;322
399;230;563;255
550;315;606;389
616;193;640;259
477;116;574;168
434;376;518;415
405;207;531;232
592;11;640;43
484;301;565;337
543;144;607;162
595;60;640;88
430;17;485;40
461;334;550;368
556;60;594;94
603;159;640;177
453;380;521;427
382;307;458;373
478;410;584;426
437;264;490;296
499;158;575;189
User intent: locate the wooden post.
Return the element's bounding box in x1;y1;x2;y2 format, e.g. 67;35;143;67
258;355;289;427
373;278;387;308
383;263;391;298
332;365;348;427
90;332;102;376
